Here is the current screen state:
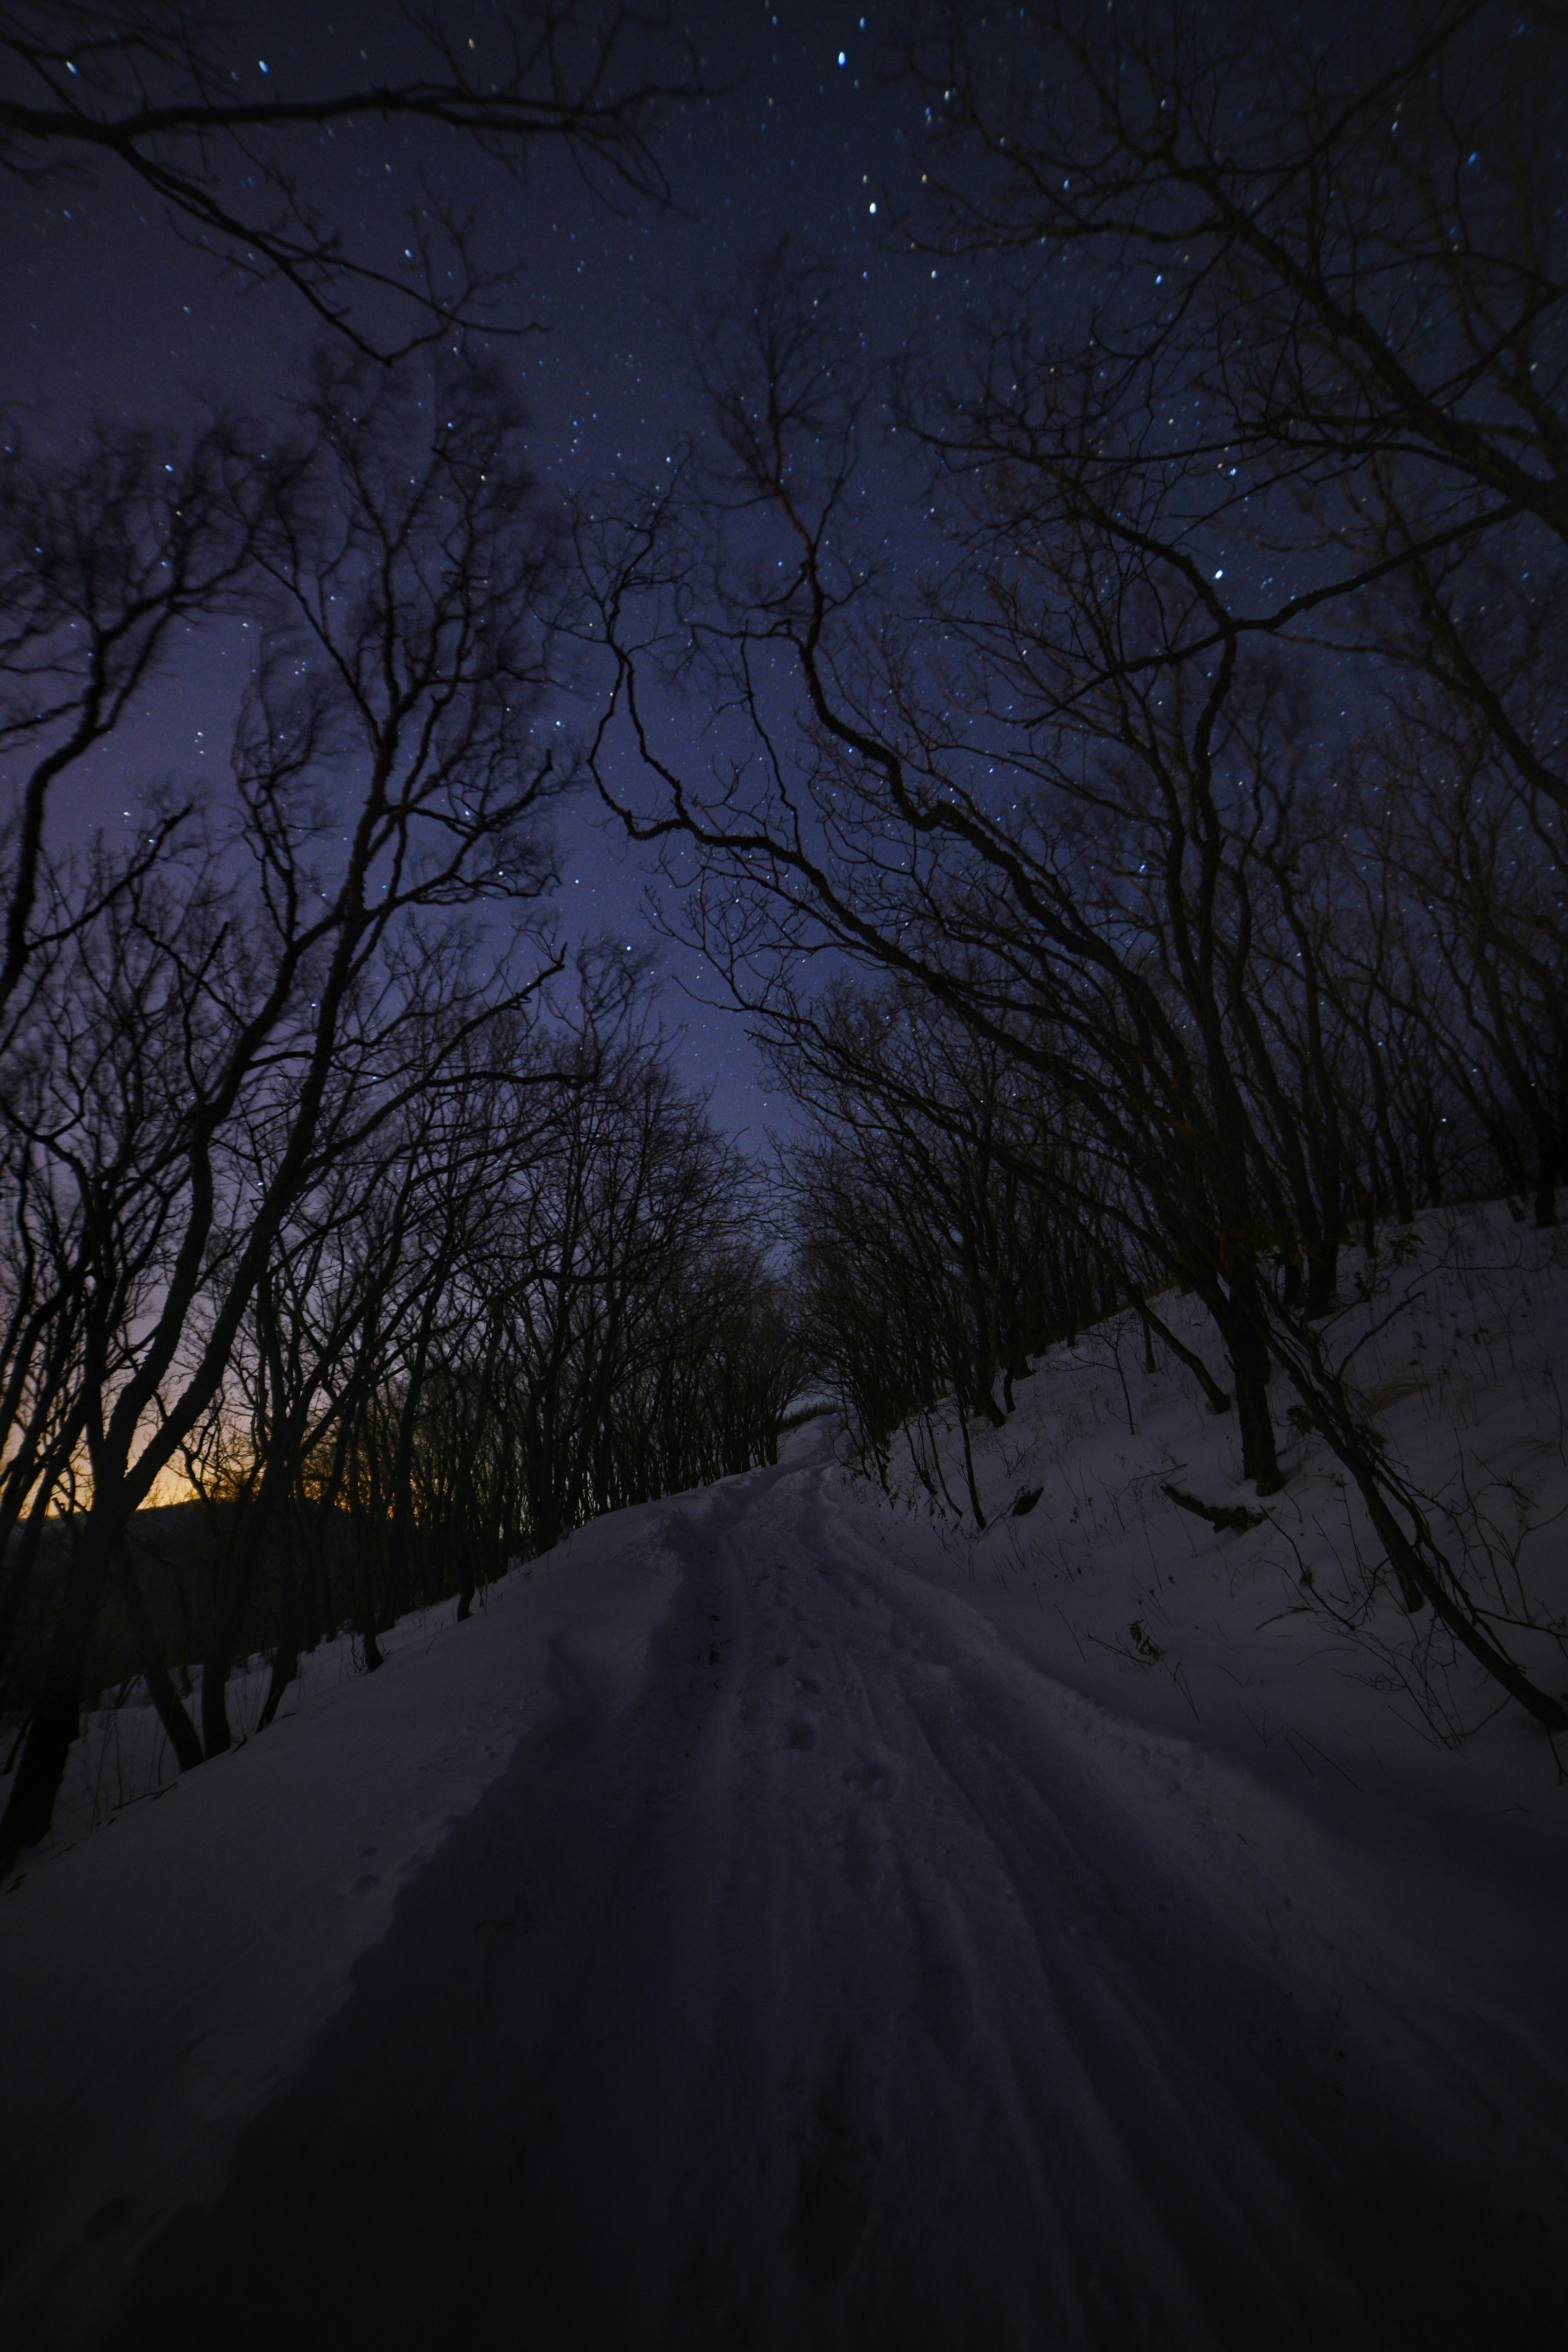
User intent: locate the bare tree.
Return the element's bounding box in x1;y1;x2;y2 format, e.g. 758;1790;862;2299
902;0;1568;1230
578;237;1568;1731
0;0;706;1011
0;351;570;1869
905;1;1567;713
0;1;705;355
0;421;272;1032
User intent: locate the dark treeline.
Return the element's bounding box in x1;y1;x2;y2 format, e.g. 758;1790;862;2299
585;2;1568;1732
3;357;799;1863
0;5;805;1870
0;360;796;1870
772;984;1206;1520
8;986;794;1737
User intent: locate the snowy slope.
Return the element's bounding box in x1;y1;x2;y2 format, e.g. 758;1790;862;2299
2;1205;1566;2349
0;1502;686;2345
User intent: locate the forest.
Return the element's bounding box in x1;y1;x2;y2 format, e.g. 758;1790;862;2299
2;0;1566;1887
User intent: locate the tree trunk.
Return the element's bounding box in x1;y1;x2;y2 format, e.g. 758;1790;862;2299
259;1521;301;1731
1306;1246;1338;1315
0;1518;115;1870
953;1390;987;1531
200;1639;233;1757
200;1490;284;1756
0;1687;80;1874
1535;1149;1557;1230
1210;1278;1282;1493
0;1491;54;1691
1233;1344;1283;1493
258;1638;298;1731
1141;1302;1232;1415
114;1541;203;1773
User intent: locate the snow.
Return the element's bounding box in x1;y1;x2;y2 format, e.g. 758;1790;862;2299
0;1503;685;2345
2;1205;1566;2347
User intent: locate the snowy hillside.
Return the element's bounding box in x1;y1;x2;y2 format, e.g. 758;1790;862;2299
2;1203;1565;2349
869;1197;1568;1767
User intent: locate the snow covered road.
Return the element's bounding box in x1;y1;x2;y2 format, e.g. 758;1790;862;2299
5;1424;1565;2348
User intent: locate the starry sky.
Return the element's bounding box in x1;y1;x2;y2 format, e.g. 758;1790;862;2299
2;1;950;1145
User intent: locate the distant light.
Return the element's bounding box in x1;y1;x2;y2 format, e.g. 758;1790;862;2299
1214;569;1224;579
838;51;847;65
259;59;269;72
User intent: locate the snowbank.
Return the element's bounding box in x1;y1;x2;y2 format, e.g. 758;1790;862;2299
0;1490;694;2342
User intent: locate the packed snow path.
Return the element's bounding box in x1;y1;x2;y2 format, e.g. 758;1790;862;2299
4;1427;1565;2349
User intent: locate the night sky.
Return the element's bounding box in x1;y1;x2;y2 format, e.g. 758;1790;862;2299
1;1;955;1144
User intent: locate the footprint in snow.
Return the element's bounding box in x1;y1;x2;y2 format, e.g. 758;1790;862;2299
796;2046;879;2283
917;1943;973;2056
787;1716;818;1751
840;1807;886;1894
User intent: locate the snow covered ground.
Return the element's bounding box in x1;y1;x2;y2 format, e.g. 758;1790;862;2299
2;1204;1565;2348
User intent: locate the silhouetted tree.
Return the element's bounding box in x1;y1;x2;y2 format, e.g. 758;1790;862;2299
581;212;1568;1728
0;2;703;355
0;353;569;1868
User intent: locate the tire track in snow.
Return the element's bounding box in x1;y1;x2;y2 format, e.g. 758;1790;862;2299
106;1442;1564;2351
